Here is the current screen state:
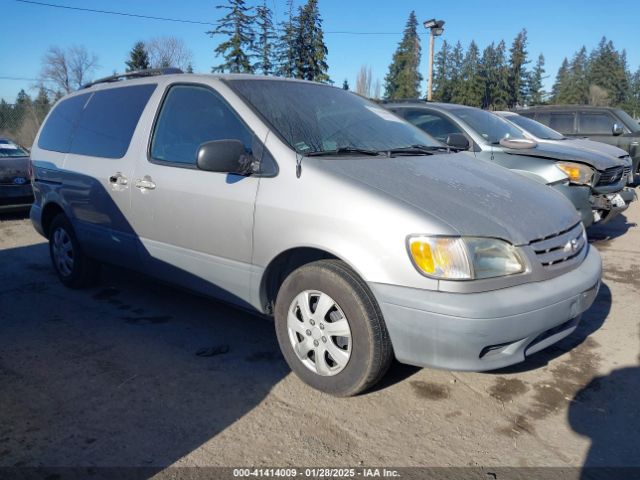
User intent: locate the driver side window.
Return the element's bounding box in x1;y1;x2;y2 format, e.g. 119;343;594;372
150;84;253;166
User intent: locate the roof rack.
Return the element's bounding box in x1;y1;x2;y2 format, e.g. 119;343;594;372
81;67;184;89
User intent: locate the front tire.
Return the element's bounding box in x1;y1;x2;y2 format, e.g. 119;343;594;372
48;214;100;288
274;260;393;396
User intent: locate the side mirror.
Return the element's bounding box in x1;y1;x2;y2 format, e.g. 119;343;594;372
445;133;470;151
499;137;538;149
612;123;624;136
196;139;254;175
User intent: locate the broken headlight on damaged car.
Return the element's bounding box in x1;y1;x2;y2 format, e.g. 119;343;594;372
555;162;595;186
408;236;526;280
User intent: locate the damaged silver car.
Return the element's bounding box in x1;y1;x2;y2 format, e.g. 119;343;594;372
388;102;634;226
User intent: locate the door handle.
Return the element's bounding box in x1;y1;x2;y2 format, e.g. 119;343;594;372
135;176;156;191
109;172;128;186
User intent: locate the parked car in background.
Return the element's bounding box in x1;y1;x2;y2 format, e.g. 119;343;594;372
387;101;631;226
518;105;640;180
496;111;635;185
495;111;636;222
30;70;602;396
0;138;33;212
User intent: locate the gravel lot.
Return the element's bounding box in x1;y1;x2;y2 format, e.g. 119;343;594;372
0;195;638;475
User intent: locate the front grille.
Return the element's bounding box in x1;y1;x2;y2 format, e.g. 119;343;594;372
529;222;586;268
597;166;624;186
623;166;632;179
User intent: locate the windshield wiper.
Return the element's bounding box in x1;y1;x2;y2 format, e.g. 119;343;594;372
385;144;450;156
305;147;384;157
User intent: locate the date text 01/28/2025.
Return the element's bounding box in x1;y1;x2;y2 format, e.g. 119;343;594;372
232;468;400;477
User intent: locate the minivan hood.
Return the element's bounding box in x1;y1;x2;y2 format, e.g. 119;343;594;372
503;140;626;171
317;153;579;246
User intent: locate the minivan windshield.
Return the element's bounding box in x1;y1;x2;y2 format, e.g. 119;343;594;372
451;108;526;145
227;79;442;156
506;114;566;140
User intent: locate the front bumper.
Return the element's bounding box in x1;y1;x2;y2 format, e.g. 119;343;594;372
371;245;602;371
591;188;636;224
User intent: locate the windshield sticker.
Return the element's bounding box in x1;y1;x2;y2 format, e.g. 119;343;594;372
294;142;310;152
365;106;405;123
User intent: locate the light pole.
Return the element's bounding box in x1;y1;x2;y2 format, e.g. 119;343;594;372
423;19;445;101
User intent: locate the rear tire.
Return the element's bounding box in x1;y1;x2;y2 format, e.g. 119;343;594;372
274;260;393;396
48;214;100;288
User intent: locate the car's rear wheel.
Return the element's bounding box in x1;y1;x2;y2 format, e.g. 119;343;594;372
274;260;393;396
48;214;100;288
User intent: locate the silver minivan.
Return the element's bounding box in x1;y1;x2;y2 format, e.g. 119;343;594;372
30;71;602;396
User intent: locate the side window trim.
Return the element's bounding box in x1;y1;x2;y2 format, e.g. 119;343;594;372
147;82;257;170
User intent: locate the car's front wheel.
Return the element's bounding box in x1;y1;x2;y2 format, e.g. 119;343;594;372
48;214;100;288
274;260;393;396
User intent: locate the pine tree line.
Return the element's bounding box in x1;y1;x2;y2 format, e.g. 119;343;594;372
430;31;640;113
208;0;329;82
429;29;546;109
552;37;640;115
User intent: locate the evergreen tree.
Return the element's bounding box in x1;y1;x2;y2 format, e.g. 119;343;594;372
253;0;276;75
275;0;298;77
565;46;589;104
383;11;422;99
507;29;529;108
480;41;509;109
552;57;570;102
456;41;483;107
125;42;150;72
208;0;255;73
448;41;464;102
526;54;546;105
587;38;628;106
11;90;32;132
626;66;640;117
432;40;451;102
33;86;51;123
342;79;349;90
293;0;329;82
186;63;194;73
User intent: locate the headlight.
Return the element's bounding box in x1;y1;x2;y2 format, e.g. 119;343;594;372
556;162;595;185
408;236;525;280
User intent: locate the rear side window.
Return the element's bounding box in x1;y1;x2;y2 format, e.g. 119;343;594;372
548;113;575;133
70;84;156;158
150;85;253;165
579;112;616;135
37;93;90;153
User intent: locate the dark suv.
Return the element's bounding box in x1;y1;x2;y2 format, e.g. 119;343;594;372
519;106;640;178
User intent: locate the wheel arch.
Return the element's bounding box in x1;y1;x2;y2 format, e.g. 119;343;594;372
259;246;368;314
40;202;66;237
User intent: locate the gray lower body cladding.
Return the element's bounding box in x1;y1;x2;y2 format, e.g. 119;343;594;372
370;246;602;371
